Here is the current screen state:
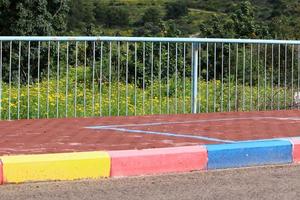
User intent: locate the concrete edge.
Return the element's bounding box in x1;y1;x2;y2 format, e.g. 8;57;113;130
0;151;110;184
108;145;207;177
206;139;293;170
289;137;300;163
0;138;300;184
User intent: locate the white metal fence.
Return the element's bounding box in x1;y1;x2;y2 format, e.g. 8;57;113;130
0;36;299;120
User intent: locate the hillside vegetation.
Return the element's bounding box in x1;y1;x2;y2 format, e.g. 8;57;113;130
1;0;299;39
65;0;300;39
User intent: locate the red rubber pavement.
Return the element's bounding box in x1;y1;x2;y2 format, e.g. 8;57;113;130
0;110;300;156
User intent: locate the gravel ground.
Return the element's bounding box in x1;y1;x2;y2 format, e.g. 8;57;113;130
1;164;300;200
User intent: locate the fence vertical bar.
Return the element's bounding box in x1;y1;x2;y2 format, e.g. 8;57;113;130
83;41;87;117
109;42;112;116
221;43;224;112
17;42;20;120
206;42;209;113
142;42;145;115
242;43;246;111
27;41;31;119
291;44;294;107
65;42;69;117
92;41;96;116
8;41;12;120
183;43;186;113
257;44;260;111
151;42;154;114
298;45;300;109
37;41;41;118
159;42;162;114
213;43;216;112
284;44;287;109
99;42;103;116
264;44;267;111
134;42;137;116
56;41;60;118
117;41;120;116
74;42;78;117
235;43;238;111
192;43;198;114
250;44;253;111
271;44;274;110
175;43;178;114
198;43;202;113
278;44;281;110
47;41;50;118
167;42;170;114
125;42;128;116
228;43;231;112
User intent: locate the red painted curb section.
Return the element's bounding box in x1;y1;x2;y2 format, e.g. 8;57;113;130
290;138;300;163
0;159;3;185
109;146;207;177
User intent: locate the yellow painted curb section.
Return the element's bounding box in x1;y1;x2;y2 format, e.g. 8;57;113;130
0;151;110;183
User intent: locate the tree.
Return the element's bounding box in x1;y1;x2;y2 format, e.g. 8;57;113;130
199;15;235;38
0;0;70;85
94;1;109;25
165;1;188;20
268;0;288;17
133;21;182;37
199;1;269;39
140;7;162;25
230;1;258;38
0;0;69;36
67;0;96;32
267;0;300;39
134;22;163;37
104;7;129;27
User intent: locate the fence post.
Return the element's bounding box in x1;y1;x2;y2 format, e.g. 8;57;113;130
192;43;199;114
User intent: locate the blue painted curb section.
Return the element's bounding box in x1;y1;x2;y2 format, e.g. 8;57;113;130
206;139;293;169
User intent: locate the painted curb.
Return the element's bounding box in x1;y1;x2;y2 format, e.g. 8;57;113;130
290;137;300;163
0;151;110;184
0;138;300;184
206;139;292;169
108;146;207;177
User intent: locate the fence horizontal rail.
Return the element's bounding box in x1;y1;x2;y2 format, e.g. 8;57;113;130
1;36;300;45
0;37;299;120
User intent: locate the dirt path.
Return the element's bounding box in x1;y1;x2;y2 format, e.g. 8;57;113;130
1;164;300;200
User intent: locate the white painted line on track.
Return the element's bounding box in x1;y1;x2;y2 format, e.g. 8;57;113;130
86;116;300;129
85;116;300;144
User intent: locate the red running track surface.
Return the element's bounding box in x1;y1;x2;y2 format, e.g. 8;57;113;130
0;110;300;155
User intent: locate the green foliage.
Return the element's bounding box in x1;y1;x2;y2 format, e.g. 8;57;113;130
267;0;300;39
2;0;299;40
133;22;164;36
104;7;130;28
68;0;96;32
165;1;189;20
133;21;182;37
139;7;162;25
231;1;270;38
94;1;109;25
0;68;294;120
0;0;69;36
199;1;270;39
